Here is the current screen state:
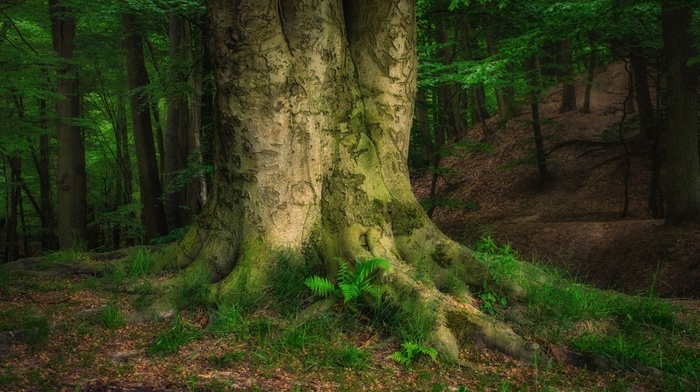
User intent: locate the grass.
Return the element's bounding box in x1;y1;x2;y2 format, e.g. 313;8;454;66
473;236;700;387
149;314;202;357
1;242;699;391
97;302;125;329
128;247;152;277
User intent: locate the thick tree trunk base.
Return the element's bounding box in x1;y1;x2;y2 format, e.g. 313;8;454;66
152;204;546;365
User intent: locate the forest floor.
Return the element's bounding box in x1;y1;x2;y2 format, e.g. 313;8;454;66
0;62;699;391
414;61;700;299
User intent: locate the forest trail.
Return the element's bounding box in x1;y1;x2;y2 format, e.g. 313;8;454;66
413;61;700;298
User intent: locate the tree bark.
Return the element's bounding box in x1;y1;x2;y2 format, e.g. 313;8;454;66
49;0;88;249
582;35;597;114
164;12;192;231
525;56;548;185
557;39;577;114
661;0;700;225
122;13;168;240
158;0;542;364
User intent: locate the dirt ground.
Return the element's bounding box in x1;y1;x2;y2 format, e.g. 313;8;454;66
413;61;700;299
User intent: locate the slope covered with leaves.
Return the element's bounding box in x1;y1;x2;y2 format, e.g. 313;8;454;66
413;61;700;298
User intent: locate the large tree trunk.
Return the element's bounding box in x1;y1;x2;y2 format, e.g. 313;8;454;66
122;13;168;240
161;0;541;363
49;0;88;249
661;1;700;225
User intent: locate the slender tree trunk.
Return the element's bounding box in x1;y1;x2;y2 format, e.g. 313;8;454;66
4;156;21;261
661;0;700;225
188;25;208;215
414;89;433;171
525;56;548;185
582;35;597;114
558;39;577;113
630;55;657;140
49;0;88;249
122;13;168;240
164;12;192;231
32;96;56;250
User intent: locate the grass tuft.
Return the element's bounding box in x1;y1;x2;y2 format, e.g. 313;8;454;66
149;315;202;357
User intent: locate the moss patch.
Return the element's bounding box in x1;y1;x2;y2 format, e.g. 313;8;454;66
431;244;451;268
445;310;480;346
387;200;424;237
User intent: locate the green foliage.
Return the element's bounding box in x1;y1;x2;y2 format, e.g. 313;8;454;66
97;302;125;329
20;316;51;348
268;251;314;315
208;302;249;337
149;315;202;357
472;235;520;290
305;257;389;306
41;246;91;265
208;351;246;369
175;263;211;310
93;202;146;245
479;291;508;316
150;226;190;245
327;344;371;370
127;247;152;277
389;341;438;368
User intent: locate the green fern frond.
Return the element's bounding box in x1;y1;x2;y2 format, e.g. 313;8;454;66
388;351;411;366
389;341;438;368
337;258;353;285
362;284;383;301
304;276;337;297
356;257;390;283
339;283;361;303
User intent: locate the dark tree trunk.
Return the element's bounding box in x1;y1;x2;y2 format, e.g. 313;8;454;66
558;40;577;114
188;25;208;216
122;13;168;240
630;55;657;140
4;156;22;262
164;12;192;231
661;0;700;225
582;35;597;114
32;97;57;250
525;56;548;185
49;0;88;249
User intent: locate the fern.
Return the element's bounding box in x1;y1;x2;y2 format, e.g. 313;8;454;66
389;341;438;368
304;276;337;297
305;257;390;305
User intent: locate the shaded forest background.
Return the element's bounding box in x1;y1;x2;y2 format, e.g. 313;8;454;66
1;0;699;297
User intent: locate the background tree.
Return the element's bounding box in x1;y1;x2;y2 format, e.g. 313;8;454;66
661;0;700;224
121;12;168;241
49;0;88;249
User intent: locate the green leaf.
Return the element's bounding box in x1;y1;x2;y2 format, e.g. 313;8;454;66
304;276;336;297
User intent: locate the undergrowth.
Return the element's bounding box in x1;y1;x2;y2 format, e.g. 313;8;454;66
473;235;700;388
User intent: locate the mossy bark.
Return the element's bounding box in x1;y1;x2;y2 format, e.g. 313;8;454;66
155;0;544;364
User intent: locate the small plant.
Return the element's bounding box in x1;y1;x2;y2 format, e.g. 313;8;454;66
41;246;90;266
304;257;389;305
97;302;125;329
479;291;508;316
21;316;51;348
149;315;202;357
328;344;370;369
208;351;246;369
389;341;438;368
128;247;152;277
209;302;249;336
176;263;211;310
